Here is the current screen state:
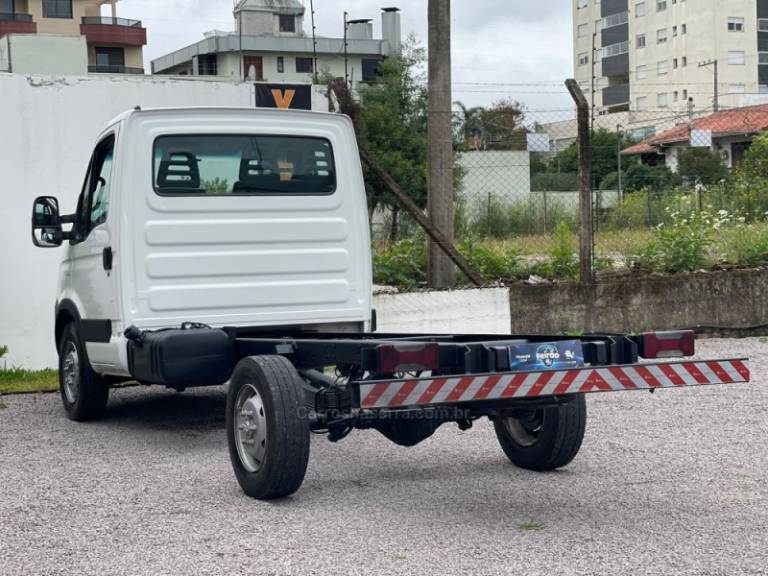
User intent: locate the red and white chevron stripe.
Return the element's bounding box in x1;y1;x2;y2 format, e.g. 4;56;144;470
358;359;750;410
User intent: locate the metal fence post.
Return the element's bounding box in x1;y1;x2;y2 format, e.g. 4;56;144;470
565;79;594;284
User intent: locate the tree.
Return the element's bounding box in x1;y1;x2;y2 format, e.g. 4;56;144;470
454;102;485;150
677;147;729;187
479;99;528;151
736;132;768;182
547;129;631;188
357;37;429;235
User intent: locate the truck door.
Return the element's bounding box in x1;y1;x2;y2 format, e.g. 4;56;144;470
66;133;120;369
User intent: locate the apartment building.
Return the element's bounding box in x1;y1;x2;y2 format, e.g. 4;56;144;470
151;0;401;90
0;0;146;75
574;0;768;115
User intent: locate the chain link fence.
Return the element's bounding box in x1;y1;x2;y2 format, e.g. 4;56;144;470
371;87;768;285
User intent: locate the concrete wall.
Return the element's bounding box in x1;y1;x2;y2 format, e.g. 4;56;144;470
0;73;256;369
0;34;88;74
509;269;768;334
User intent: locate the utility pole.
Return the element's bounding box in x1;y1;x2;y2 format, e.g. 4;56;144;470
343;12;349;87
699;59;719;112
310;0;318;78
591;32;597;132
616;124;623;201
427;0;454;287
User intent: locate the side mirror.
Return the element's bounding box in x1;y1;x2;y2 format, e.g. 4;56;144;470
32;196;63;248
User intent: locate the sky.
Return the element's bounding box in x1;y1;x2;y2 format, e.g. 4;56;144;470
118;0;575;111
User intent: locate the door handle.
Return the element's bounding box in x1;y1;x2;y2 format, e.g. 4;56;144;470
103;247;113;271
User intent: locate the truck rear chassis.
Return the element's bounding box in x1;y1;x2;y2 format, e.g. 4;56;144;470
124;327;750;500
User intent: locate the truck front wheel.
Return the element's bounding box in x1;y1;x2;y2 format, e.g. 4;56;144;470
493;394;586;471
58;324;110;421
226;355;310;500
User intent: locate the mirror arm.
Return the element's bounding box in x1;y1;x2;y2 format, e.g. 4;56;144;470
60;214;77;224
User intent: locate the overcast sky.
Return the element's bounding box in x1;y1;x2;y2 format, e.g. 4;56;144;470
119;0;575;110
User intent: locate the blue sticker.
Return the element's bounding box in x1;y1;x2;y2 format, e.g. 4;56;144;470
509;341;585;371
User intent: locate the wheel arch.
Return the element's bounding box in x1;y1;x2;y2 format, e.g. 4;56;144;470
55;299;81;352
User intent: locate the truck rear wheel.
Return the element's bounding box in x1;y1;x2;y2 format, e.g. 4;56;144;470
494;395;586;471
226;355;310;500
58;323;110;421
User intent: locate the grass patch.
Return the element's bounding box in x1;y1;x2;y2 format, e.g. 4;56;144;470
0;369;59;395
0;399;7;410
518;520;545;532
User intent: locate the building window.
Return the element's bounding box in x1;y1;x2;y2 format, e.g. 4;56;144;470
636;33;646;48
279;14;295;33
295;57;313;74
674;90;679;101
656;0;667;12
727;17;744;32
277;57;284;73
579;81;590;94
657;93;669;108
577;0;588;9
657;29;667;44
577;23;589;38
0;0;15;14
578;52;589;66
683;89;688;100
682;56;687;67
197;54;217;76
362;59;381;82
728;51;745;65
681;23;687;34
42;0;72;18
636;64;648;79
636;2;646;17
760;19;768;32
760;53;768;65
657;60;669;76
95;47;125;70
636;96;648;111
673;58;678;69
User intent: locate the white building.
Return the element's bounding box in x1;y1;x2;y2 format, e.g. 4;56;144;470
573;0;768;115
151;1;402;90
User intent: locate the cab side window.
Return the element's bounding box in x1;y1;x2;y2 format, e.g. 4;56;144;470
75;135;115;241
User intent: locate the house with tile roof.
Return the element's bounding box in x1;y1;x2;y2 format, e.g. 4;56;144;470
621;103;768;171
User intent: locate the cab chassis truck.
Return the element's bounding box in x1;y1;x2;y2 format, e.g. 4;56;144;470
31;108;751;500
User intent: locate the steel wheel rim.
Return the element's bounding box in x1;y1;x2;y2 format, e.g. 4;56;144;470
503;410;545;448
234;383;268;473
62;341;80;405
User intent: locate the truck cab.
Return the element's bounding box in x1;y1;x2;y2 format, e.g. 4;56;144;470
32;107;372;415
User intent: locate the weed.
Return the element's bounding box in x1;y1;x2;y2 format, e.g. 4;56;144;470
518;520;545;532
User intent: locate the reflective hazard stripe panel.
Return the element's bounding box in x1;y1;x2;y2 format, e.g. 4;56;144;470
357;359;751;410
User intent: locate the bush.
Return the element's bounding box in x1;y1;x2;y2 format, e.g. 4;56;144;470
717;221;768;266
372;239;427;288
459;239;524;282
529;222;579;280
638;207;716;273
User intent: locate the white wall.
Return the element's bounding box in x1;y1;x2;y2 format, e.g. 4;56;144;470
0;73;256;369
0;35;88;75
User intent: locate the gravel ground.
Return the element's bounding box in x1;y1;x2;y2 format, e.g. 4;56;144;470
0;338;766;576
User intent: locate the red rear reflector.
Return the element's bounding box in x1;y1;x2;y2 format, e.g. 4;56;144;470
641;331;695;359
378;343;440;373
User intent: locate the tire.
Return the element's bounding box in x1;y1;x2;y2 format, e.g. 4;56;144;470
493;395;586;471
226;355;310;500
58;323;110;421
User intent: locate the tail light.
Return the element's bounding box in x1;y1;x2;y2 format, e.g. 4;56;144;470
377;343;440;373
639;331;695;359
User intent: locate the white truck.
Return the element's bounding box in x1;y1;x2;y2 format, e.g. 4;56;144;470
32;107;751;500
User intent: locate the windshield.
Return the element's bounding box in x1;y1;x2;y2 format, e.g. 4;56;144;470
153;135;336;195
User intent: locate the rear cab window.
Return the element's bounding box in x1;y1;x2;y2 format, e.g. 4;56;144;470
153;135;336;196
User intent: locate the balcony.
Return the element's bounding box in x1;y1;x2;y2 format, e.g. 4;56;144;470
88;65;144;75
603;83;630;108
80;17;146;46
0;13;37;37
